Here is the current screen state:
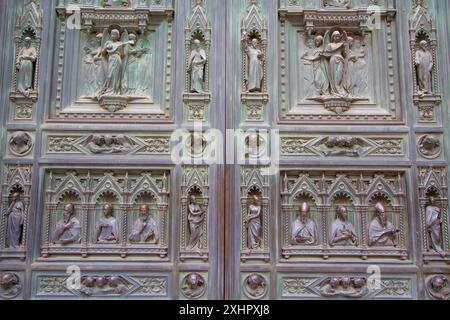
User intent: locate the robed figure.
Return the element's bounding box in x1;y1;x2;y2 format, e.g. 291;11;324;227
98;29;134;97
330;206;358;246
188;39;207;93
369;203;399;246
6;193;25;248
426;197;445;256
96;204;119;243
291;202;317;245
129;204;159;244
244;195;262;249
16;37;37;97
52;203;81;245
302;35;329;96
242;33;264;92
187;196;206;249
415;40;433;95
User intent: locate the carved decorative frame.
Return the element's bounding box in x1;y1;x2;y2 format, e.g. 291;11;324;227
241;0;269;122
41;169;169;260
180;166;209;261
417;167;449;263
53;1;174;121
0;165;32;260
409;0;441;124
183;0;211;122
281;170;408;261
277;2;400;123
240;167;270;262
9;0;43;118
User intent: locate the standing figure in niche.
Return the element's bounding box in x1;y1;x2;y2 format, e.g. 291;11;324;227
244;195;262;249
5;193;25;248
242;33;264;93
52;203;81;245
188;39;207;93
96;204;119;243
187;195;206;249
415;40;434;95
426;196;445;257
368;202;399;246
129;204;159;244
98;29;134;97
126;33;150;96
16;37;37;97
322;30;349;97
330;205;358;246
302;35;329;96
291;202;317;245
83;33;104;97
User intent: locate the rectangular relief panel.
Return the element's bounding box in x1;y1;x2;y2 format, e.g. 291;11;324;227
40;169;170;261
280;170;409;261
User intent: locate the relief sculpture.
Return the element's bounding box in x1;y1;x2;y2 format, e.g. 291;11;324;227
129;204;159;244
330;206;357;247
291;203;317;245
368;203;399;247
52;203;81;245
96;204;119;243
5;193;25;249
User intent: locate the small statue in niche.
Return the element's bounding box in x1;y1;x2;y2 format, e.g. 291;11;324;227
291;202;317;245
188;132;207;157
425;196;445;257
426;275;449;300
82;33;104;97
52;203;81;245
188;39;207;93
16;37;37;97
96;204;119;243
242;33;264;93
301;35;329;97
330;206;358;247
98;29;134;98
9;131;33;156
5;192;25;249
415;40;434;95
126;33;150;96
244;195;262;249
0;273;22;299
181;273;206;299
129;204;159;244
187;195;206;249
368;202;399;246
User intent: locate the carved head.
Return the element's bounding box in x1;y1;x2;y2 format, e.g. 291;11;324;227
108;276;121;288
103;204;113;217
82;276;95;288
139;204;150;221
193;39;201;49
347;36;354;47
428;196;437;206
11;192;21;202
103;135;114;147
24;37;32;48
314;35;324;47
430;275;446;292
332;31;341;42
353;278;366;289
251;195;260;204
96;33;103;43
419;40;428;50
251;38;259;48
375;202;387;226
111;29;120;41
246;274;264;290
336;206;348;221
341;277;351;289
129;33;137;43
96;276;107;288
329;277;341;289
186;273;203;290
325;137;338;148
299;202;310;221
63;203;75;222
92;135;103;146
190;195;197;204
12;131;29;147
0;273;19;290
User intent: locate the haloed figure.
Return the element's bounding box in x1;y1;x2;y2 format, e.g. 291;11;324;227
291;202;317;245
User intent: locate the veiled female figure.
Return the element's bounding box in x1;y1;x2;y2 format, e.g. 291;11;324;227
302;36;329;96
244;195;262;249
426;197;444;256
187;196;206;249
242;33;264;93
99;29;133;97
188;39;207;93
323;31;348;96
6;193;24;248
16;37;37;97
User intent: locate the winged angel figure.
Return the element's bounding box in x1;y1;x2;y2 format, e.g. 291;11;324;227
97;28;134;99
